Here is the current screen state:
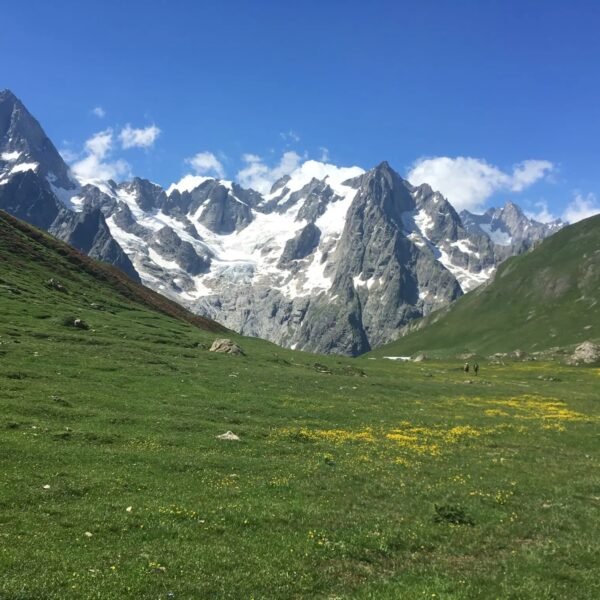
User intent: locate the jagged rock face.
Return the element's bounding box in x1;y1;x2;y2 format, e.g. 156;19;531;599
0;90;74;190
119;178;167;212
0;89;566;355
0;170;62;229
166;180;254;233
151;226;211;276
461;202;564;255
0;90;139;280
49;208;140;281
197;183;253;234
278;223;321;268
112;202;151;238
323;164;463;352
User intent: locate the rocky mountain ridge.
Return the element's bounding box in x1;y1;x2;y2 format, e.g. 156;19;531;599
371;213;600;358
0;89;563;354
461;202;563;258
0;90;139;281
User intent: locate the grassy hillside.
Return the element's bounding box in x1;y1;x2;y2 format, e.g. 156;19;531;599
371;214;600;358
0;210;226;334
1;211;599;598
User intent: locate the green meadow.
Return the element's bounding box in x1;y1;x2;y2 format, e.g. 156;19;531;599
1;213;599;599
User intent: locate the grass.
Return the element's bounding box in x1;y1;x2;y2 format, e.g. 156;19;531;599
1;212;599;598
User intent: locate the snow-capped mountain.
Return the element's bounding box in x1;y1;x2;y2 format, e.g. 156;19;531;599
0;90;139;280
461;202;564;257
0;90;563;354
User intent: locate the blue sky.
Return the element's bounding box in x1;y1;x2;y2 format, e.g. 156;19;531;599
2;0;600;221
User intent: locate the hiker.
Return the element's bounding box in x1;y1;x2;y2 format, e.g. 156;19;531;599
473;363;479;376
463;362;469;373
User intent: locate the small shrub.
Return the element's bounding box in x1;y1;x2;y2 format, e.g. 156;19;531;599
434;504;475;526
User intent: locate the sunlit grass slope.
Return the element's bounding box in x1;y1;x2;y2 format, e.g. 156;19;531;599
1;211;599;599
371;214;600;358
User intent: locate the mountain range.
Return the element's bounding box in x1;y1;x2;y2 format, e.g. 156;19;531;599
372;213;600;358
0;89;563;354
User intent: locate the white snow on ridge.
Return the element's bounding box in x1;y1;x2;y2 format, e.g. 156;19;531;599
93;157;502;307
174;169;361;300
106;215;146;254
414;208;435;236
264;160;364;206
1;151;21;161
438;247;495;292
138;163;362;300
167;174;212;195
314;180;359;240
10;162;39;174
301;250;332;294
48;179;85;211
353;274;375;290
148;248;180;271
116;187;151;223
278;247;332;298
193;204;306;268
277;160;363;197
450;239;479;257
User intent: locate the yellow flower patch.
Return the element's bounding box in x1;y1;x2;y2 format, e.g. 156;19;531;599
491;395;592;422
485;409;510;417
275;423;482;458
385;430;441;456
273;426;376;444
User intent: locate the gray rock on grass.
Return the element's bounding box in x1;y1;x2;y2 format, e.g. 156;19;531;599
209;338;244;355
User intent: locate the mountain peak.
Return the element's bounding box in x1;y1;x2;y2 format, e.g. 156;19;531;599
368;161;414;190
376;159;391;169
0;90;75;190
373;160;395;174
502;200;523;215
0;89;18;103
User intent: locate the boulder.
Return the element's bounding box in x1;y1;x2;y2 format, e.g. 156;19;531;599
209;338;244;355
216;431;240;441
73;318;89;330
567;341;600;365
47;278;67;292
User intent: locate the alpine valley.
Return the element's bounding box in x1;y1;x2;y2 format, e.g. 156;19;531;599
0;90;563;354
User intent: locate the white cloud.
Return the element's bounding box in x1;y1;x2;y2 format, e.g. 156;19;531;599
525;201;557;224
92;106;106;118
70;129;130;183
119;124;161;149
319;147;330;162
72;154;130;182
280;130;300;143
562;193;600;223
85;129;113;159
185;152;225;179
59;147;80;163
236;151;302;193
510;160;554;192
406;156;554;212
